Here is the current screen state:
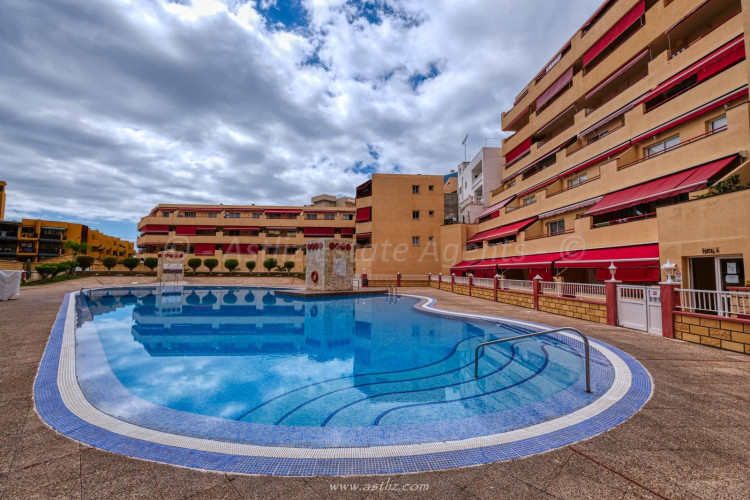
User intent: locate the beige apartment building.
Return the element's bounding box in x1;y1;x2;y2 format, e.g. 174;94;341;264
448;0;750;292
136;195;356;272
355;174;445;275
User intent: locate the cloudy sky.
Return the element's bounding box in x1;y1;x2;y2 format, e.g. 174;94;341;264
0;0;602;241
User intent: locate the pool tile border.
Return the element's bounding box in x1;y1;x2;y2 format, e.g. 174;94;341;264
33;290;652;476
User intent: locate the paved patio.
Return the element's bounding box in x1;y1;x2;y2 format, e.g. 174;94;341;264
1;276;748;499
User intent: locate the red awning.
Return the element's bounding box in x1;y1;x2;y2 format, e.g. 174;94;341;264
583;0;645;67
504;137;532;166
196;226;216;231
581;0;617;33
340;227;355;235
473;251;575;269
586;48;650;100
636;35;745;108
632;86;748;143
264;209;302;214
585;155;738;217
194;244;215;256
451;260;482;271
505;106;531;130
466;216;538;244
142;225;169;233
356;207;372;222
477;197;515;219
556;244;659;268
175;226;197;236
536;67;574;110
303;227;336;237
304;210;337;214
221;226;259;231
179;207;223;212
222;244;259;255
356;232;372;239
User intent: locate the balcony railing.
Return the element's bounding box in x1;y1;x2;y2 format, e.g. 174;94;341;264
541;281;606;301
459;195;483;210
677;288;750;318
592;212;655;228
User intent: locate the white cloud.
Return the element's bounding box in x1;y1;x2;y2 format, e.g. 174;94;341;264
0;0;602;236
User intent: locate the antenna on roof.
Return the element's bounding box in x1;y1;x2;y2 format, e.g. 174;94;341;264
462;133;469;162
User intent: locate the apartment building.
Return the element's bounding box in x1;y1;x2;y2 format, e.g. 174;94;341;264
355;174;445;275
450;0;750;292
136;195;356;272
0;219;134;263
456;147;504;223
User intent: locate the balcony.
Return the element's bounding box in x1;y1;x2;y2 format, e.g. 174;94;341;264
459;196;483;211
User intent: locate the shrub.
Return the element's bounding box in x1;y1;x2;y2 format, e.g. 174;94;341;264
225;259;239;273
34;264;53;280
102;256;118;272
121;257;140;272
245;260;256;273
204;258;219;273
63;240;89;257
694;175;750;199
263;258;277;273
143;257;158;272
56;261;76;275
187;258;202;273
283;261;295;272
76;255;95;271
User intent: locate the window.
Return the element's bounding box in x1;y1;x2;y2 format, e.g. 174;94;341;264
428;236;435;242
252;212;261;219
324;213;335;220
412;211;420;219
342;214;354;221
162;211;172;217
429;210;434;217
306;213;318;220
646;135;680;157
266;213;281;219
567;173;588;188
709;115;727;132
548;219;565;235
428;185;434;191
412;185;420;194
208;213;217;218
225;212;241;219
412;236;420;246
184;211;196;218
523;195;536;206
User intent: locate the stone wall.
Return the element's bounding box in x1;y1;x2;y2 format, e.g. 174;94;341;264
674;313;750;354
496;290;535;309
539;296;607;324
0;261;23;271
305;239;353;291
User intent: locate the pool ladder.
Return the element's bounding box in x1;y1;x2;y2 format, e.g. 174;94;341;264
386;285;398;296
473;327;592;393
79;287;92;298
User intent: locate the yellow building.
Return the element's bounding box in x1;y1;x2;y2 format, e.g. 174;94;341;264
136;195;356;272
449;0;750;292
0;218;134;263
355;174;445;275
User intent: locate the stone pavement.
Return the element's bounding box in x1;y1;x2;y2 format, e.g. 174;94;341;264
0;277;748;499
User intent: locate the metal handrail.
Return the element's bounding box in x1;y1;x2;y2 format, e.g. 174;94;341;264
79;287;91;298
474;327;591;393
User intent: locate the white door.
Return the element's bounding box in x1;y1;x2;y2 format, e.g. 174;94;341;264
646;287;662;335
617;285;648;332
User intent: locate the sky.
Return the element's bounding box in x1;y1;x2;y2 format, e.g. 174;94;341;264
0;0;603;242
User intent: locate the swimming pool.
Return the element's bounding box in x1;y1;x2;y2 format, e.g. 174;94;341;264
36;286;652;475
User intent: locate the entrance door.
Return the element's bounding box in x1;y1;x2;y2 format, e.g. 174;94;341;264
691;257;717;290
719;258;744;290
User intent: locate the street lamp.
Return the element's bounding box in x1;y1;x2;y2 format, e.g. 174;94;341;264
661;259;677;283
608;262;617;281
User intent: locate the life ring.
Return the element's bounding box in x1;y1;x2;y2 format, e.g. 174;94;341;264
310;270;319;282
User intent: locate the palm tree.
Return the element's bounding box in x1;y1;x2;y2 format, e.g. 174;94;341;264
63;240;89;258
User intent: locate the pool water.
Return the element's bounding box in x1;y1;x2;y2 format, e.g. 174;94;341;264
76;287;611;429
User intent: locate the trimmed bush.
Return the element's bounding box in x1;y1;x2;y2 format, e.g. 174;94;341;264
204;258;219;273
34;264;54;280
121;257;140;272
187;258;202;273
225;259;239;273
76;255;95;271
143;257;158;272
263;258;277;273
102;256;118;272
245;260;256;273
283;261;295;272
